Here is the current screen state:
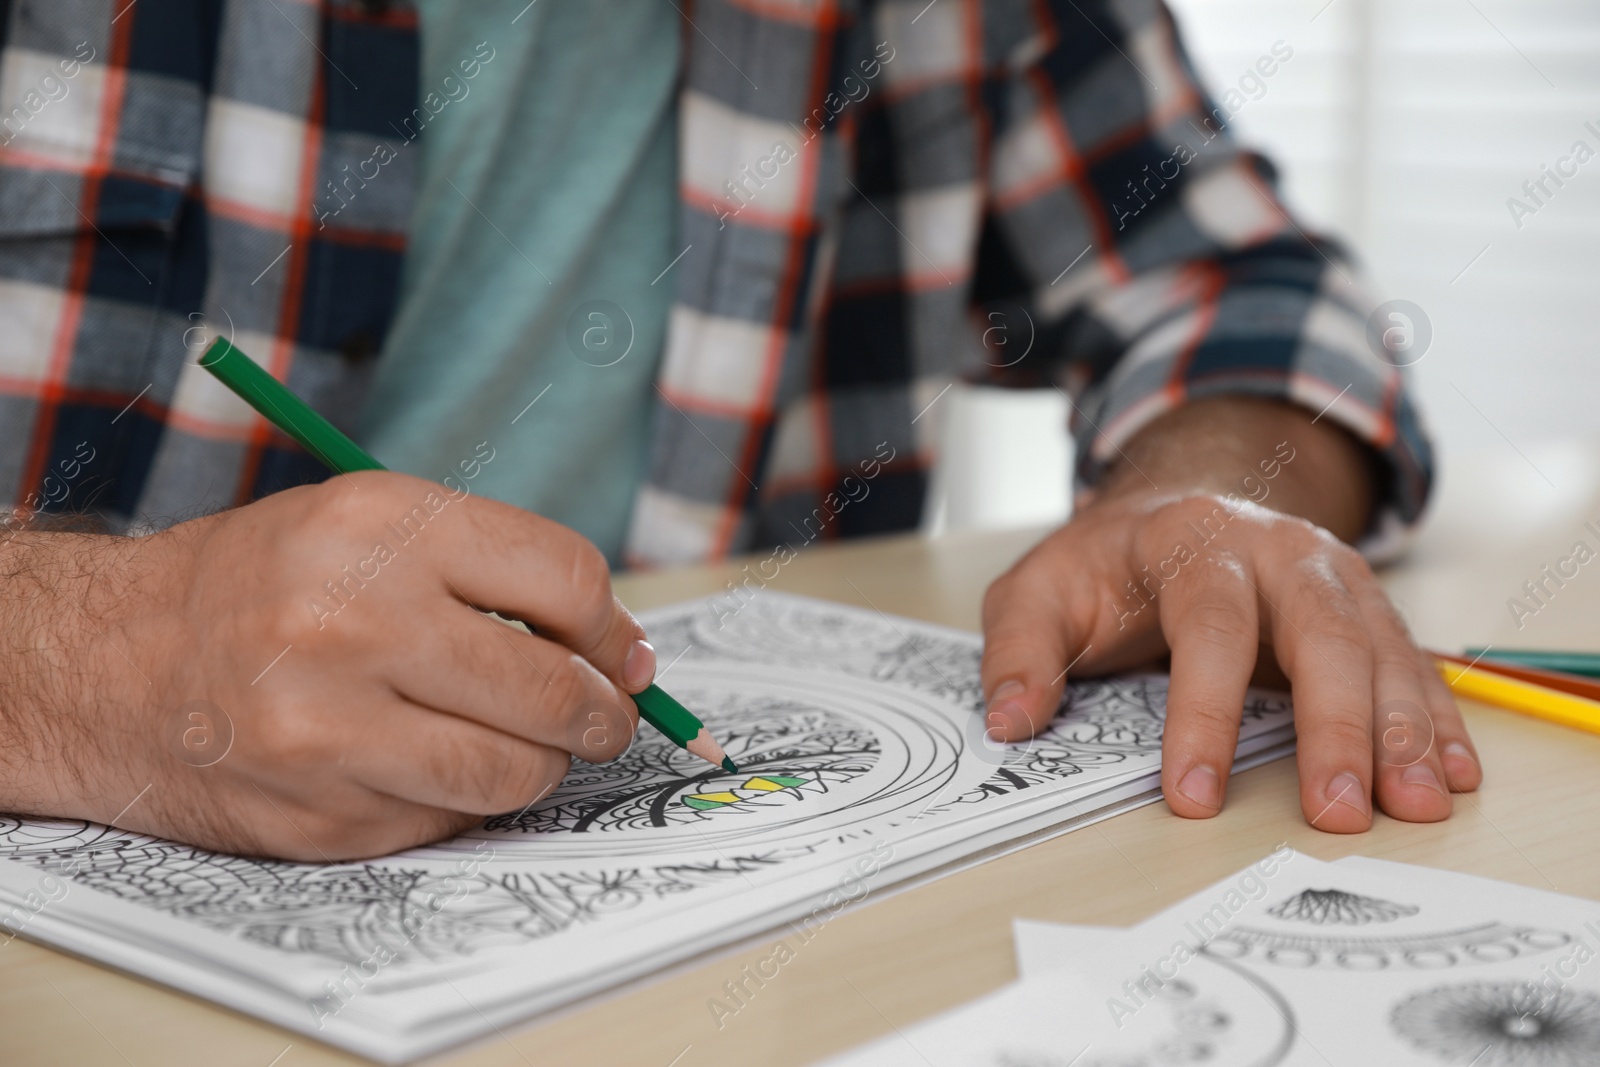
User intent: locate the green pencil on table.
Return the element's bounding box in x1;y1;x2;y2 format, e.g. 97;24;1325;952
199;336;737;774
1465;648;1600;681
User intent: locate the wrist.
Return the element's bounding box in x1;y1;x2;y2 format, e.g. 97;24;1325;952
1087;396;1376;543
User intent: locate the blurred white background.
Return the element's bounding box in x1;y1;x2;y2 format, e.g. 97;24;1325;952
931;0;1600;535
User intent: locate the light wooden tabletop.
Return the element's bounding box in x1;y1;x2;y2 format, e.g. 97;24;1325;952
5;452;1599;1066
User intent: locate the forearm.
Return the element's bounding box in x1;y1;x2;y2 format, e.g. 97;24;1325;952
0;531;145;817
1090;396;1377;543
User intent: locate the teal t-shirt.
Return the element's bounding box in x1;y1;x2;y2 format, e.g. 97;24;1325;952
359;0;678;563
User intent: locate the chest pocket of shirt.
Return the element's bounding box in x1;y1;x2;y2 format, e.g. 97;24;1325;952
0;29;201;235
0;3;419;522
0;28;203;392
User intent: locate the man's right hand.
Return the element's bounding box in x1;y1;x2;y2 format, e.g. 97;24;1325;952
0;472;655;861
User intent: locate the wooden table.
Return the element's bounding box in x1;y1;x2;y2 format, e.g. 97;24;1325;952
6;457;1600;1065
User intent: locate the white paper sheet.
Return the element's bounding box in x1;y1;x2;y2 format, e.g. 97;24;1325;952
828;850;1600;1066
0;592;1295;1062
1012;918;1117;978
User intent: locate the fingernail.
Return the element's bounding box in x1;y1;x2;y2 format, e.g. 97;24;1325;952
1400;762;1445;795
985;680;1027;736
989;679;1024;703
623;640;656;690
1443;741;1477;768
1176;765;1221;810
1324;771;1370;818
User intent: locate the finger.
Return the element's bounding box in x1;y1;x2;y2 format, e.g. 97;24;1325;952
341;696;573;817
238;785;481;862
980;562;1076;741
389;604;640;763
1353;586;1452;822
386;479;655;691
1261;552;1376;833
1418;649;1483;792
1157;554;1260;818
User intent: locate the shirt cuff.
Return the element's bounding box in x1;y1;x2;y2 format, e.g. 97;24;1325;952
1068;260;1435;561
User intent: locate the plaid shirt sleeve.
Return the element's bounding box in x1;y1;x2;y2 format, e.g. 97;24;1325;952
967;0;1432;545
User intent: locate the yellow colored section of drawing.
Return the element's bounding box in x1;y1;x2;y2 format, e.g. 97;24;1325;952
686;792;741;805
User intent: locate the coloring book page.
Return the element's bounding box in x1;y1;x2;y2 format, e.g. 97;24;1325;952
826;850;1600;1066
0;593;1294;1062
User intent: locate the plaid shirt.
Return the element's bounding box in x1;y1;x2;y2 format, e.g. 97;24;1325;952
0;0;1432;565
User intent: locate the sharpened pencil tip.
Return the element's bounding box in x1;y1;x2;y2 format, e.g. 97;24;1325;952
685;729;734;772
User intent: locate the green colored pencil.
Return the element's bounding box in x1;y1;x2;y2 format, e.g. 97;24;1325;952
1465;648;1600;681
200;337;737;774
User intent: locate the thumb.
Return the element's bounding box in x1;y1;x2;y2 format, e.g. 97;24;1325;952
979;569;1082;742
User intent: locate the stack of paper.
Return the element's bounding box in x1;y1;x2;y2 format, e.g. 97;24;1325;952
0;592;1294;1062
821;851;1600;1065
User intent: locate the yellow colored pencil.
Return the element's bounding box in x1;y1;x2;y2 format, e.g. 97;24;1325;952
1434;656;1600;737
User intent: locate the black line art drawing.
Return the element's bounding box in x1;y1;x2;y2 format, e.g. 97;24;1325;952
0;590;1296;1067
657;594;989;710
0;815;783;966
648;594;1293;809
1197;954;1298;1067
0;659;1277;972
1000;956;1294;1067
1205;922;1571;971
0;660;968;966
1392;980;1600;1066
1268;887;1421;925
0;596;1295;978
484;700;881;836
449;662;966;862
946;678;1289;807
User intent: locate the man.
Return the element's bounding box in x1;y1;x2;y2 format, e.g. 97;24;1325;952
0;0;1477;861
